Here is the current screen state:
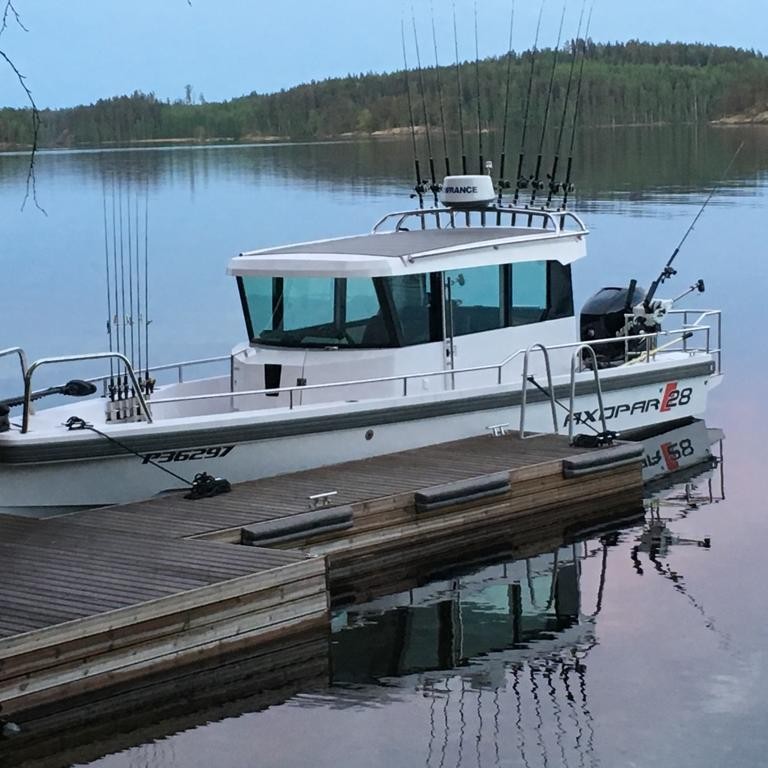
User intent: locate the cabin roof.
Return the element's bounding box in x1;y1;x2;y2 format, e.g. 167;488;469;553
228;225;588;278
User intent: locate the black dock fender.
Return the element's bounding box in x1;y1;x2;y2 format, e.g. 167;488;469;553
241;505;354;546
562;443;644;478
414;471;511;514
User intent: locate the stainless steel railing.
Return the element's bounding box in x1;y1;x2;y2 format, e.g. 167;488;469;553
372;205;588;235
569;346;608;443
13;313;720;431
519;344;559;439
22;353;152;433
668;309;723;374
0;346;32;415
87;354;231;387
0;347;29;379
150;349;528;409
150;325;714;411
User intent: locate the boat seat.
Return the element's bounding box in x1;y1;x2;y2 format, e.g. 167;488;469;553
361;312;390;346
453;305;503;335
397;305;431;344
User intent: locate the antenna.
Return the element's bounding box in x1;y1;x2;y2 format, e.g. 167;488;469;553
513;0;546;211
473;0;484;174
496;0;517;222
401;19;426;213
528;0;567;212
546;0;586;207
452;1;467;174
561;3;594;211
412;7;440;207
430;0;451;176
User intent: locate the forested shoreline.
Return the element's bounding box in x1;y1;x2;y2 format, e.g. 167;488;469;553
1;41;767;149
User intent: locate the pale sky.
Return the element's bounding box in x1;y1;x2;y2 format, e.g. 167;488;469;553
0;0;766;109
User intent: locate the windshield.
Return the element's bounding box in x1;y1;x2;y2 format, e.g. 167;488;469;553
238;276;396;348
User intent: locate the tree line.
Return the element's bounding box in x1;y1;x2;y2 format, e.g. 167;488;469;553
1;41;767;149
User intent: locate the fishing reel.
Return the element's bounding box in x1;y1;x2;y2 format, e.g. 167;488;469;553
549;179;575;196
516;174;546;193
631;298;670;330
639;279;705;323
409;179;429;201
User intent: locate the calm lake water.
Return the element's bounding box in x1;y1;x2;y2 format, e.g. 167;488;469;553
2;125;768;767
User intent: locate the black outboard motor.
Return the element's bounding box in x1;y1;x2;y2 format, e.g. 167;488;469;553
0;404;9;433
580;282;650;366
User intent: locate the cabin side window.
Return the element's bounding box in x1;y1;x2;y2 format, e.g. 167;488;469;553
547;261;574;319
506;260;574;326
384;274;441;346
445;266;504;337
509;261;547;326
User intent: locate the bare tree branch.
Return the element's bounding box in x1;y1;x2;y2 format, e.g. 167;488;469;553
0;49;42;212
0;0;45;213
1;0;27;37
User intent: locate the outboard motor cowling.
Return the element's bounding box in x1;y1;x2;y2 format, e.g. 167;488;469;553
0;404;9;433
580;284;648;365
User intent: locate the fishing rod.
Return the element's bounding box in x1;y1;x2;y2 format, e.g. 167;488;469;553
496;0;517;223
110;176;120;410
101;180;115;386
127;193;135;382
473;0;484;175
118;180;128;404
144;185;154;394
528;0;567;213
546;0;585;207
643;141;744;312
560;2;593;211
512;0;546;212
401;19;426;214
452;1;467;175
430;0;451;176
412;7;440;208
134;191;142;390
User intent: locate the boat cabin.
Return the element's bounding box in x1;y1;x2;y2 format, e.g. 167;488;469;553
227;209;588;406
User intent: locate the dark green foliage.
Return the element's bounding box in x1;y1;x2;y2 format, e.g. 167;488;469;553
1;41;767;148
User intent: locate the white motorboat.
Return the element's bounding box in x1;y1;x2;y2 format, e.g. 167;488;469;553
0;175;722;514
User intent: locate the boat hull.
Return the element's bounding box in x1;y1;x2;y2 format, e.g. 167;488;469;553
0;359;718;515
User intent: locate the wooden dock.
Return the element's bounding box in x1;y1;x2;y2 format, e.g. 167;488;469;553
0;432;644;748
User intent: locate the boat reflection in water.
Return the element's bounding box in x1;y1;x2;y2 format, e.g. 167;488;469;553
323;419;724;767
